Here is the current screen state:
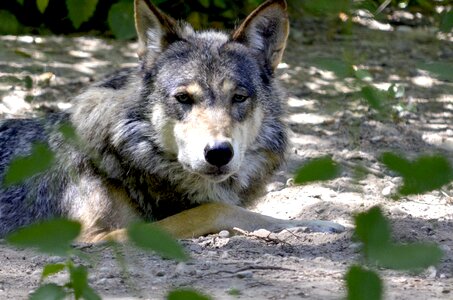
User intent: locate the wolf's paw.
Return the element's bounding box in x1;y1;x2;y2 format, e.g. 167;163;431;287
270;219;345;234
295;220;345;234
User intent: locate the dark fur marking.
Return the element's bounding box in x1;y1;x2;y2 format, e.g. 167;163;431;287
97;68;133;90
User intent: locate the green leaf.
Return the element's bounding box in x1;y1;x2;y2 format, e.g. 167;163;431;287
127;222;189;261
213;0;226;9
346;266;382;300
199;0;210;8
16;0;24;5
354;207;444;271
381;153;453;195
372;243;443;271
69;265;101;300
59;122;78;142
309;57;354;78
354;69;373;81
42;263;66;280
0;10;21;34
418;62;453;81
387;84;405;99
108;1;136;40
380;152;411;176
167;289;212;300
294;155;341;185
6;219;81;256
66;0;98;29
29;283;67;300
301;0;350;16
361;85;387;111
36;0;49;13
24;75;33;90
3;142;55;187
440;9;453;33
354;206;391;252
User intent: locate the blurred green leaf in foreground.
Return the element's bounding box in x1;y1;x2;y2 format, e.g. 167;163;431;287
294;155;341;185
6;218;81;256
381;153;453;195
3;142;55;187
127;222;189;261
354;206;443;271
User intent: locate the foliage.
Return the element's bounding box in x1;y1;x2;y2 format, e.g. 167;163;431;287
108;0;135;40
5;216;198;299
167;288;212;300
2;142;55;187
346;265;382;300
7;219;101;299
127;222;189;261
66;0;98;29
293;153;449;300
355;207;443;271
380;153;453;196
294;155;341;185
0;0;450;37
7;219;81;256
347;206;444;299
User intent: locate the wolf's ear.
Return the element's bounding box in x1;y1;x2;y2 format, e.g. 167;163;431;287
232;0;289;71
134;0;183;59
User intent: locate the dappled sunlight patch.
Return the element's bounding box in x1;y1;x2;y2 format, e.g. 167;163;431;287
68;50;92;58
422;133;453;152
1;92;31;115
73;60;109;75
291;135;331;148
287;97;316;109
411;75;436;88
73;37;114;52
352;14;393;31
289;112;334;125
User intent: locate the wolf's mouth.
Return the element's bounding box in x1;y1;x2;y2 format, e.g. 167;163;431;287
195;167;233;182
200;171;232;183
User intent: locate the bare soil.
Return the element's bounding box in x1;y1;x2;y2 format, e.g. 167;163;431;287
0;16;452;300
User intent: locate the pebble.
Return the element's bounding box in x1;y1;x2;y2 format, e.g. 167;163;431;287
155;271;165;277
236;270;253;279
440;245;451;252
95;278;108;286
47;256;65;264
391;177;403;184
266;181;285;192
188;244;203;254
426;266;437;279
251;229;272;238
220;251;229;259
218;230;230;238
371;136;383;143
382;185;394;197
175;262;196;276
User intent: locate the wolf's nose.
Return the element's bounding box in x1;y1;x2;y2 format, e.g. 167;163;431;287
204;142;234;167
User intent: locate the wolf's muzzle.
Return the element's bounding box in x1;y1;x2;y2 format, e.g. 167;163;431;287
204;141;234;167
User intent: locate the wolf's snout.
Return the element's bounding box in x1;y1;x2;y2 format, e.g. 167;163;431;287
204;141;234;167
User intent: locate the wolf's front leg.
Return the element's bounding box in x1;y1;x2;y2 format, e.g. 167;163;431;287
156;202;345;238
96;202;344;242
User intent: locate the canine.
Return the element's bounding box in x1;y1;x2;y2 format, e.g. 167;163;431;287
0;0;343;242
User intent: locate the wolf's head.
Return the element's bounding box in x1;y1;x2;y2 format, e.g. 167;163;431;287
135;0;289;182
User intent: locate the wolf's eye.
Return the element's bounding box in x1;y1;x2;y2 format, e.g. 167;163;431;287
232;94;248;103
174;93;192;104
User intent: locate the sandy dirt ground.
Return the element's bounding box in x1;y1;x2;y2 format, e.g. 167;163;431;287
0;14;452;300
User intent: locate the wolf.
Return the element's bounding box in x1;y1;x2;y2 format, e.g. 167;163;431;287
0;0;343;242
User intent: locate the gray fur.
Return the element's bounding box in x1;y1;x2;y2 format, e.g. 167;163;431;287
0;0;289;239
